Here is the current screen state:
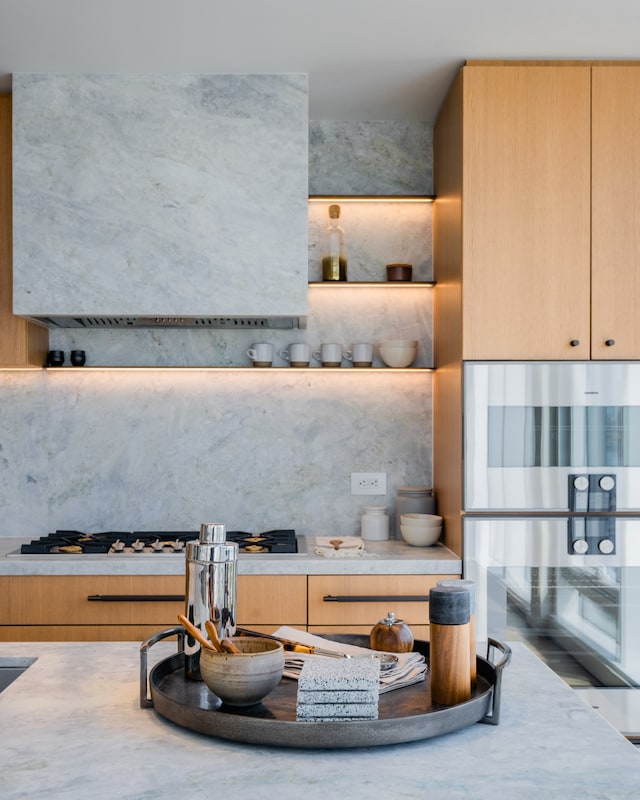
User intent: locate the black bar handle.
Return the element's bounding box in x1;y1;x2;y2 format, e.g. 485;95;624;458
322;594;430;603
88;594;185;602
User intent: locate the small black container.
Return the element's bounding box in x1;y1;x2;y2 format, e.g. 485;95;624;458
46;350;65;367
70;350;86;367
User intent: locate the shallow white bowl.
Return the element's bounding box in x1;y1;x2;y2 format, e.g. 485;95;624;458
400;525;442;547
401;513;443;528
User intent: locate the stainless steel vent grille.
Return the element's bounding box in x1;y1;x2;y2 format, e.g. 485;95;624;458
25;315;305;330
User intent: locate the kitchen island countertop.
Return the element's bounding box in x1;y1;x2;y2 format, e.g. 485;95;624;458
0;639;637;799
0;536;461;576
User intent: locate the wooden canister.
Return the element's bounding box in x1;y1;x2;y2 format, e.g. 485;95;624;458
429;585;471;706
437;579;477;687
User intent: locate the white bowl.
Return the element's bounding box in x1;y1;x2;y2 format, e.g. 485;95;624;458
378;341;418;368
401;513;443;528
400;525;442;547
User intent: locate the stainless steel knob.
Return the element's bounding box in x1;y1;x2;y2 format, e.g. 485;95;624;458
605;339;616;347
599;475;615;491
570;340;580;347
573;475;589;491
572;539;589;555
598;539;615;555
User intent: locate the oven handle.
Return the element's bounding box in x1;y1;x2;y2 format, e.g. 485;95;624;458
323;595;430;602
480;638;512;725
88;594;185;602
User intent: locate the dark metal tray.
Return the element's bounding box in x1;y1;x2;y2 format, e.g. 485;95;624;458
140;628;511;749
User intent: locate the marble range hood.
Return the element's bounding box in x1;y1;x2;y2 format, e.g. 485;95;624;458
11;73;309;329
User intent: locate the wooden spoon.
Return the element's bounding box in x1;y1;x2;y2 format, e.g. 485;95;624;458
204;619;226;653
329;539;343;550
177;613;217;652
220;638;242;654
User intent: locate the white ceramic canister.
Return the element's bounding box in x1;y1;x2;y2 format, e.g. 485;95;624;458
395;486;436;539
361;506;390;541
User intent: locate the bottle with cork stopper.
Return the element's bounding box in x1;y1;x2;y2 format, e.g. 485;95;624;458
322;204;347;281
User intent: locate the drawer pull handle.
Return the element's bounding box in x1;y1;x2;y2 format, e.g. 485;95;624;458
322;594;429;603
87;594;185;602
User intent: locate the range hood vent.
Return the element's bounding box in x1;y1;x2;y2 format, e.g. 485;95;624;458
29;315;306;330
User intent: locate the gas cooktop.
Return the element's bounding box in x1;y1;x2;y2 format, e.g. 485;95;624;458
11;529;303;556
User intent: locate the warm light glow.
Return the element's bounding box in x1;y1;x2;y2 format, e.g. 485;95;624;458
309;281;435;288
42;366;433;373
309;195;435;203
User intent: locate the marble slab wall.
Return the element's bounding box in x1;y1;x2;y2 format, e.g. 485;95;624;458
12;74;309;318
0;120;434;540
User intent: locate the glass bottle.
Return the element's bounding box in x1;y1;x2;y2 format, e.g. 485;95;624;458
321;204;347;281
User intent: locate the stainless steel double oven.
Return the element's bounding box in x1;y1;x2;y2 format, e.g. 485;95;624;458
463;362;640;739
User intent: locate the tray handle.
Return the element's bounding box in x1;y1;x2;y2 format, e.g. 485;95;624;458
140;625;185;709
479;638;512;726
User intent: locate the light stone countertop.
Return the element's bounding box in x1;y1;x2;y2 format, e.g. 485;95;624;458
0;639;637;799
0;536;461;576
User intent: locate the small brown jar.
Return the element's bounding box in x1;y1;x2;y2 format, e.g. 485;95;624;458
369;611;414;653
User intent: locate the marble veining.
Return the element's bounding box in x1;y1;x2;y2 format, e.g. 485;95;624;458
13;73;308;317
1;118;433;542
0;641;637;799
309;121;433;195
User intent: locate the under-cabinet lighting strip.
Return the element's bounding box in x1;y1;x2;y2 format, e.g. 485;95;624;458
40;366;434;373
309;195;435;203
309;281;435;287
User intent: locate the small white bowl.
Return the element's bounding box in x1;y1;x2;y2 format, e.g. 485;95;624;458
401;513;442;528
378;340;418;368
400;525;442;547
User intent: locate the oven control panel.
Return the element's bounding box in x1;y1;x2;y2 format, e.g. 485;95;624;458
568;474;616;555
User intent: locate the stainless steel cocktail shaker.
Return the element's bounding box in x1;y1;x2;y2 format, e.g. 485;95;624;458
184;523;238;680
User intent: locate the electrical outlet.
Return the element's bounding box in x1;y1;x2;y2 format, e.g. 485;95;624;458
351;472;387;495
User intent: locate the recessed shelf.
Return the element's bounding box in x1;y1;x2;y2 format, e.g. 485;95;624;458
309;281;435;288
43;366;434;373
309;195;435;203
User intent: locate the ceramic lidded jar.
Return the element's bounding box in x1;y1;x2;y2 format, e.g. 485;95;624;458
369;611;414;653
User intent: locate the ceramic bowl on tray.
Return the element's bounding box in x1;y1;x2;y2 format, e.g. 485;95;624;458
199;637;285;706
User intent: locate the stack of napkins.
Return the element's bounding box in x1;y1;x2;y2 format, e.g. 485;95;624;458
313;536;379;558
275;626;427;694
296;657;380;722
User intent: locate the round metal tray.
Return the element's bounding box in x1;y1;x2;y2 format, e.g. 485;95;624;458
140;630;511;749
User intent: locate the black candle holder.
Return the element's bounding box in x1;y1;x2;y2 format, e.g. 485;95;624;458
46;350;65;367
70;350;86;367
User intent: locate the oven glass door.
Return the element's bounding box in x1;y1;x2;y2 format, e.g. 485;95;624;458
464;517;640;688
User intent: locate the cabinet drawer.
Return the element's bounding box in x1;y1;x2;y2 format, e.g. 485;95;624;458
237;575;306;627
0;576;185;625
308;574;457;628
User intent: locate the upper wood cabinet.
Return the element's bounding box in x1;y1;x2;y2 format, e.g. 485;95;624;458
0;94;48;368
434;62;640;361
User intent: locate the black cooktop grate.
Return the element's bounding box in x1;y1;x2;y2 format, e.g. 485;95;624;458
19;529;298;555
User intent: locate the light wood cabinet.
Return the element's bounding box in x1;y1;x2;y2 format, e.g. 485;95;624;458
0;574;307;641
0;95;48;369
433;61;640;556
307;574;458;642
435;61;640;363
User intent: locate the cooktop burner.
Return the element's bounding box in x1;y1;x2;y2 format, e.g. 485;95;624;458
17;529;300;555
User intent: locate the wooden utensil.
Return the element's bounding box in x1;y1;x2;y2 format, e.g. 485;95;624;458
204;620;226;653
177;613;217;652
220;638;242;654
329;539;343;550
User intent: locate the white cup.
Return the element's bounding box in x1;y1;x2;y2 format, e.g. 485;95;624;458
312;343;343;367
279;343;311;368
246;343;273;367
343;343;374;368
